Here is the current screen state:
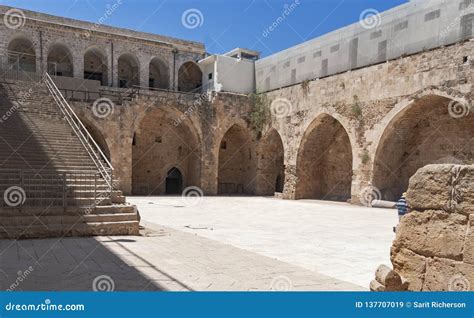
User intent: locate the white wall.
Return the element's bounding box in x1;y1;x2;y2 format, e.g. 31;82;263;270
215;55;255;94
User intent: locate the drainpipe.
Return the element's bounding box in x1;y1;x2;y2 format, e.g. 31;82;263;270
172;48;178;91
111;42;114;87
39;30;43;73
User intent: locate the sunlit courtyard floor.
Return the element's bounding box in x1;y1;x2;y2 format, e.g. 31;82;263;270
0;197;397;291
131;196;397;289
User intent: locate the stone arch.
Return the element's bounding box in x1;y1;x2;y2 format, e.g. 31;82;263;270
84;47;108;86
218;124;257;195
372;93;474;201
178;61;202;92
256;128;285;195
131;107;201;195
7;35;36;72
295;113;353;201
47;43;74;77
149;57;169;89
118;53;140;88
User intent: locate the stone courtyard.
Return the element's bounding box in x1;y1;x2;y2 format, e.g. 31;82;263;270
0;198;396;291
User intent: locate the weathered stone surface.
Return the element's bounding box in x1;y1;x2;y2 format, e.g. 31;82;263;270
423;257;474;291
463;215;474;265
455;165;474;215
394;210;467;261
406;165;453;211
390;247;426;291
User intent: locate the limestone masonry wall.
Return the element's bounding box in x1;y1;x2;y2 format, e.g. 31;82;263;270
383;164;473;291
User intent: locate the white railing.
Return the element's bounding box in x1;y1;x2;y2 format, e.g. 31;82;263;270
42;72;114;192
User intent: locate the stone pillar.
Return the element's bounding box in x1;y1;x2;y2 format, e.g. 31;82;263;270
282;164;297;199
73;52;83;80
139;58;148;88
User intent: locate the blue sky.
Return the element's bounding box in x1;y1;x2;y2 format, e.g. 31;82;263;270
1;0;408;57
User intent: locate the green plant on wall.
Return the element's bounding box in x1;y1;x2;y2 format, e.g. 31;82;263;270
361;150;370;165
301;79;310;96
248;93;271;135
351;95;363;119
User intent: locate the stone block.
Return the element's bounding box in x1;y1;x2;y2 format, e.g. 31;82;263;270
463;215;474;265
455;165;474;215
423;257;474;291
394;210;467;261
390;247;426;291
406;164;453;211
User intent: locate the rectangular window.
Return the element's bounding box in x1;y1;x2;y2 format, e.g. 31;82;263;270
297;56;306;64
291;69;296;83
208;73;213;80
330;44;340;53
377;40;387;62
313;51;322;58
321;59;328;77
283;61;290;68
425;10;440;22
394;21;408;32
370;30;382;39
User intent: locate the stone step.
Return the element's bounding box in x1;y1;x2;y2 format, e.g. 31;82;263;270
0;213;138;227
0;220;140;239
0;204;136;216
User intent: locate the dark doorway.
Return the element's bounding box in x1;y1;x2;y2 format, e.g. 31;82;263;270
165;168;183;194
275;174;284;193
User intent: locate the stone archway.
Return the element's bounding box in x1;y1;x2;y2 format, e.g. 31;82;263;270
165;167;183;194
256;128;285;196
217;124;256;195
178;61;202;92
372;94;474;201
118;53;139;88
131;107;201;195
47;43;73;77
149;57;169;89
295;114;353;201
84;47;108;86
7;36;36;72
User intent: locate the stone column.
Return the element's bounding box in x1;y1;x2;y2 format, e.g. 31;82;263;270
282;164;297;199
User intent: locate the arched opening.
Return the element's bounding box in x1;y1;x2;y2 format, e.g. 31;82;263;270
165;168;183;194
218;124;256;195
295;114;353;201
178;61;202;92
256;129;285;196
80;119;111;161
84;47;108;86
7;36;36;73
373;95;474;201
47;43;74;77
118;53;139;88
149;57;169;89
132;108;201;195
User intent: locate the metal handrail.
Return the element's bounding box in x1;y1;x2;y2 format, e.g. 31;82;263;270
42;72;114;191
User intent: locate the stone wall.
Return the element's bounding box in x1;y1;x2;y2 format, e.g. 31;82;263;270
390;164;473;291
70;41;472;201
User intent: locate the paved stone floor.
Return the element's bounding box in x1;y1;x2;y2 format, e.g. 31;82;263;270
130;196;397;288
0;197;396;291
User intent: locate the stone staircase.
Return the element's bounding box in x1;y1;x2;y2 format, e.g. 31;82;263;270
0;78;139;239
